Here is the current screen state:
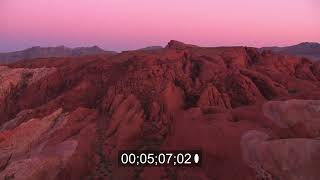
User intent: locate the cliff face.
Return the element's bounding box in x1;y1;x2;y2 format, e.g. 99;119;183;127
0;41;320;180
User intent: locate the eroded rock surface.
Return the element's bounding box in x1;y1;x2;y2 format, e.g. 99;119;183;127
242;131;320;180
0;41;320;179
241;100;320;180
263;100;320;137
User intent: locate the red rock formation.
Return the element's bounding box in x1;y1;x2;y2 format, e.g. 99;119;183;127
0;41;319;179
166;40;199;50
311;62;320;80
197;83;231;108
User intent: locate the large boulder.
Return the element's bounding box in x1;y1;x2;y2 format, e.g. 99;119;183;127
242;130;320;180
263;100;320;137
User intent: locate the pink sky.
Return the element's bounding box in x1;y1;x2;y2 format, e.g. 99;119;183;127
1;0;319;52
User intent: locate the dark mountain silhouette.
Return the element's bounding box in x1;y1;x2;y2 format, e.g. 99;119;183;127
0;45;117;64
260;42;320;61
136;46;163;51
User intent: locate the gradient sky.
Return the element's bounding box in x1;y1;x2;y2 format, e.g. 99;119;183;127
1;0;319;52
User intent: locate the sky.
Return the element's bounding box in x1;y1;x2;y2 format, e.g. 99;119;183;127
1;0;319;52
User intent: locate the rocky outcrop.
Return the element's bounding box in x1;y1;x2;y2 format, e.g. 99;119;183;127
240;69;288;99
166;40;198;50
0;107;99;179
0;109;62;165
105;94;145;148
241;131;320;180
226;73;265;107
0;140;78;180
0;156;61;180
0;66;57;123
161;82;185;112
241;99;320;180
197;83;231;108
294;59;318;81
263;100;320;137
311;62;320;80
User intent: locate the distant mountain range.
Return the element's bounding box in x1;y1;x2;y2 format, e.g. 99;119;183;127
1;42;319;64
260;42;320;61
136;46;163;51
0;46;117;64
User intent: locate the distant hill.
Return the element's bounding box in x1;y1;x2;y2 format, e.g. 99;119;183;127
0;46;117;64
136;46;163;51
260;42;320;61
